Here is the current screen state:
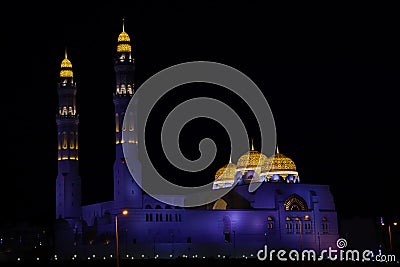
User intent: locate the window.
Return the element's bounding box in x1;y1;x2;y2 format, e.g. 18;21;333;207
322;223;328;234
286;223;293;233
115;113;119;133
62;132;67;149
70;132;75;149
127;84;133;95
128;111;134;131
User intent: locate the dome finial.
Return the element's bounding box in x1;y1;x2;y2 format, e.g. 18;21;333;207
251;138;255;151
122;17;125;32
65;47;68;59
276;144;279;154
229;153;232;164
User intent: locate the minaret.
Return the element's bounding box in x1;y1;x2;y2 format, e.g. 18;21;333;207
113;19;142;210
55;49;82;220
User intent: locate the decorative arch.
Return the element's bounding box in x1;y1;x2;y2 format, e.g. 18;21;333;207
284;194;308;211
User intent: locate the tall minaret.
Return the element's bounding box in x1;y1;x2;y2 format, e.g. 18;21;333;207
113;19;142;210
55;50;82;220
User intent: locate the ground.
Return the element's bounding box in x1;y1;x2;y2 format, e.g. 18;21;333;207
0;258;398;267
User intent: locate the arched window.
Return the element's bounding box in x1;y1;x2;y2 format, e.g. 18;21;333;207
155;205;162;209
58;132;61;150
62;132;67;149
70;131;75;149
128;111;134;132
284;194;308;211
267;216;274;221
115;113;119;133
127;84;133;95
145;204;152;209
75;133;79;149
120;84;126;95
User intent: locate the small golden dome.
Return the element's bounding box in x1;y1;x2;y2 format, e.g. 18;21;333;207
237;146;269;172
117;31;132;53
118;31;131;42
61;58;72;68
60;50;73;78
260;146;298;180
214;163;237;182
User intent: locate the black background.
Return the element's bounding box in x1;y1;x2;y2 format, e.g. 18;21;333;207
2;1;399;226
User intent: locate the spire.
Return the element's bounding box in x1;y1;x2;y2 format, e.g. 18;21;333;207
229;153;232;164
122;17;125;32
65;47;68;59
276;144;279;154
251;138;254;151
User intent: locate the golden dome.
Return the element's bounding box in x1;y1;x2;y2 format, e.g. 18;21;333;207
60;50;73;78
214;162;237;182
236;144;269;172
267;153;296;172
61;58;72;68
260;146;298;178
118;31;131;42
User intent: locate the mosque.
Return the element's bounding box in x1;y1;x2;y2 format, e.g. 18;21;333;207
53;21;339;260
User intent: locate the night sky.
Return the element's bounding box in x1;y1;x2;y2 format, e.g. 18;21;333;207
2;1;400;226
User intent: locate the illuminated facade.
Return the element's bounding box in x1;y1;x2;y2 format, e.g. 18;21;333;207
54;21;339;260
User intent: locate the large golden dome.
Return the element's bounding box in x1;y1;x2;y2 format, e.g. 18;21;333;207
267;153;296;172
236;144;268;173
260;146;298;180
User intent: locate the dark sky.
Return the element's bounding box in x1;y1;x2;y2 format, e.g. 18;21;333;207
2;1;400;226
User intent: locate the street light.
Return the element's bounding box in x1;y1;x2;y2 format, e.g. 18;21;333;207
116;209;128;267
